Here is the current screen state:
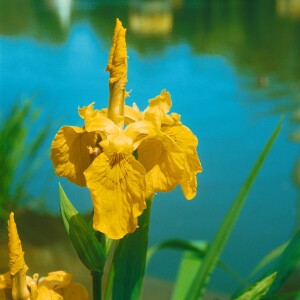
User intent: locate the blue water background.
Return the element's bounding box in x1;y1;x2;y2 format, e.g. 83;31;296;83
0;1;299;294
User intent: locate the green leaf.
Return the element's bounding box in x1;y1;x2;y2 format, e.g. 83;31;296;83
173;251;204;300
186;118;283;299
171;249;247;300
249;242;289;278
265;228;300;296
147;239;208;264
111;194;154;300
234;272;277;300
59;183;106;273
148;239;248;291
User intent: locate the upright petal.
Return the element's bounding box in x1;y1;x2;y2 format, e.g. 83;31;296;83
124;120;159;150
84;152;146;239
51;126;99;186
124;103;142;124
84;113;121;138
144;90;174;126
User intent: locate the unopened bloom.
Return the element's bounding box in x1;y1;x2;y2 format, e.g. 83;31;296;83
0;213;89;300
50;18;202;240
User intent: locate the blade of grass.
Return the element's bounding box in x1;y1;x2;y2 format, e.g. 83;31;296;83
147;239;248;287
234;272;277;300
147;239;208;264
186;118;283;299
265;228;300;296
249;242;289;278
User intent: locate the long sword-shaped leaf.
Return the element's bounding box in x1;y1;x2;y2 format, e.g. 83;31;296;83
234;272;277;300
265;228;300;296
173;251;204;300
112;195;154;300
59;183;106;273
249;242;288;278
186;118;283;299
147;239;208;264
147;239;248;287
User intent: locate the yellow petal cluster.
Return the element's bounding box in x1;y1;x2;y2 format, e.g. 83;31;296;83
50;19;202;240
126;90;202;199
0;213;89;300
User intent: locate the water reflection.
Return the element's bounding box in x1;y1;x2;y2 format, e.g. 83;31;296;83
129;0;173;36
276;0;300;20
1;1;300;76
1;0;300;294
48;0;73;29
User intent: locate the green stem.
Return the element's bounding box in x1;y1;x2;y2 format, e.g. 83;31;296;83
91;271;102;300
102;240;119;300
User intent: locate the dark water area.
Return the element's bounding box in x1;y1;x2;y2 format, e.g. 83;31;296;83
0;0;300;294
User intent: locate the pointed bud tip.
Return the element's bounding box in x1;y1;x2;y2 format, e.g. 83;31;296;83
8;212;26;276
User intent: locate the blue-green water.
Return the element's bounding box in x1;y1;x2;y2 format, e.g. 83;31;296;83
0;0;299;294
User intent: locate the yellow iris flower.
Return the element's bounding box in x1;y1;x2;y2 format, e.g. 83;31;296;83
125;89;202;200
50;18;202;240
0;213;88;300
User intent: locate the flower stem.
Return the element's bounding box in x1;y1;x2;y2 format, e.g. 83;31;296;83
102;240;119;300
91;271;102;300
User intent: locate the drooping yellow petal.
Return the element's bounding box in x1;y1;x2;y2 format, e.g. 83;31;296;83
50;126;99;186
138;134;185;196
162;125;202;199
162;124;200;154
179;152;201;200
61;282;89;300
106;18;127;127
168;125;202;199
84;152;146;239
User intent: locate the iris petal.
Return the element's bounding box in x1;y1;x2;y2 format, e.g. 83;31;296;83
138;134;185;195
50;126;98;186
162;125;202;199
0;272;11;289
84;153;146;239
144;90;174;125
61;283;89;300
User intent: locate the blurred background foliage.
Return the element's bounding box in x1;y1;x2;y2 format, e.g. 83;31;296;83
0;101;48;224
